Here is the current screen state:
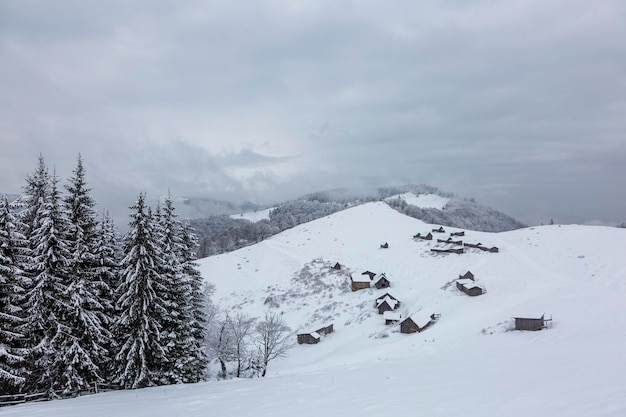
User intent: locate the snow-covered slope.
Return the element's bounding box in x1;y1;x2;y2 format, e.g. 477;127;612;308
385;192;449;209
6;202;626;417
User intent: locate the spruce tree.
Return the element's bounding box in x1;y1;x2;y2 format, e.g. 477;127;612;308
114;193;167;389
179;221;208;382
20;169;73;394
60;155;111;391
0;197;28;393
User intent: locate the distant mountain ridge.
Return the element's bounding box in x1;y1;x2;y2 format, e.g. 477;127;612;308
189;184;526;258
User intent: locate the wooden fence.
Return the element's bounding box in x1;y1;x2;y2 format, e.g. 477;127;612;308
0;382;121;407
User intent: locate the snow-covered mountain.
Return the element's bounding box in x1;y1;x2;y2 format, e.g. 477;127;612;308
5;202;626;417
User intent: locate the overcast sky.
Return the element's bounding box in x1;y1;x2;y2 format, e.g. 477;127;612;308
1;0;625;226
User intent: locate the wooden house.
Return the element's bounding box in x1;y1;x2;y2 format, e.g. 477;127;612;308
464;242;483;249
332;262;342;270
376;295;399;314
513;315;547;331
432;226;445;233
315;324;334;336
376;293;398;303
400;310;436;334
487;246;499;253
297;331;321;344
450;231;465;237
351;275;371;291
459;271;475;281
361;271;377;280
383;311;402;325
380;242;389;249
413;232;433;241
374;273;391;289
456;279;484;296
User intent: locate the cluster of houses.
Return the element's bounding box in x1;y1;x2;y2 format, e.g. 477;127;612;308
374;292;438;333
413;227;499;254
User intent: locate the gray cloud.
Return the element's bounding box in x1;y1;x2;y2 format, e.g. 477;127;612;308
1;0;625;226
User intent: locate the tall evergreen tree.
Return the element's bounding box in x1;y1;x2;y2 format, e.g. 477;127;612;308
0;197;28;393
114;193;167;389
56;155;111;393
156;194;197;384
94;211;120;381
179;221;209;382
20;169;73;394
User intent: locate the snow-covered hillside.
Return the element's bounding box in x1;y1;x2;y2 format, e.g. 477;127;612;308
6;202;626;417
385;192;449;209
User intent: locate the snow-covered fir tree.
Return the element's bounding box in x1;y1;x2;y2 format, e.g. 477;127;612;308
114;193;168;389
20;168;74;394
94;210;121;381
154;195;194;384
0;196;28;393
58;155;112;392
179;221;209;382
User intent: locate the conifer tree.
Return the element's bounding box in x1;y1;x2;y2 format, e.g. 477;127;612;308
179;221;209;382
0;197;28;393
114;193;167;389
20;169;73;394
51;156;112;393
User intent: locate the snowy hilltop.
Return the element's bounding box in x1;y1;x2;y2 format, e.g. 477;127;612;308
4;201;626;417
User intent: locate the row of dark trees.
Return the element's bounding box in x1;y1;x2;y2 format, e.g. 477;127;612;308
0;155;207;395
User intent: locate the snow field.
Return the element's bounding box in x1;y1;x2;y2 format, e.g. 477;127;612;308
5;202;626;417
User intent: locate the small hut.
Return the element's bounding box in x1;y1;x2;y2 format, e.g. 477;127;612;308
459;271;475;281
315;324;334;336
332;262;342;270
376;295;399;314
351;275;371;291
451;231;465;237
383;311;402;325
413;232;433;241
513;315;548;331
432;226;445;233
487;246;499;253
380;242;389;249
456;279;484;296
400;310;436;334
361;271;377;280
374;273;391;289
297;331;321;345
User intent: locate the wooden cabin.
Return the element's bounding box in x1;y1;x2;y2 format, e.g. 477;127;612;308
400;310;436;334
332;262;342;270
297;332;321;344
459;271;475;281
479;246;499;253
464;242;483;249
374;273;391;289
383;311;402;325
456;279;484;296
376;295;399;314
449;248;464;254
413;232;433;241
380;242;389;249
450;231;465;237
361;270;377;280
513;315;547;331
432;226;445;233
351;275;371;291
315;324;334;336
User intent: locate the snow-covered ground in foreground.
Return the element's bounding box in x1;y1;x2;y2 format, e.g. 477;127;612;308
5;202;626;417
386;192;449;209
228;207;273;222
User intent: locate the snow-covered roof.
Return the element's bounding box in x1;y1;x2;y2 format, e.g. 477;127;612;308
351;274;371;283
383;311;401;321
376;296;398;309
409;309;434;328
374;272;388;282
456;278;474;286
310;332;321;339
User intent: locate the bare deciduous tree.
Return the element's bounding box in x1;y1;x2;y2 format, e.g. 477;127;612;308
227;312;256;378
254;312;293;377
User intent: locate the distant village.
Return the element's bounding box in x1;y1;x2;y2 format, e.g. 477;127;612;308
297;226;549;346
